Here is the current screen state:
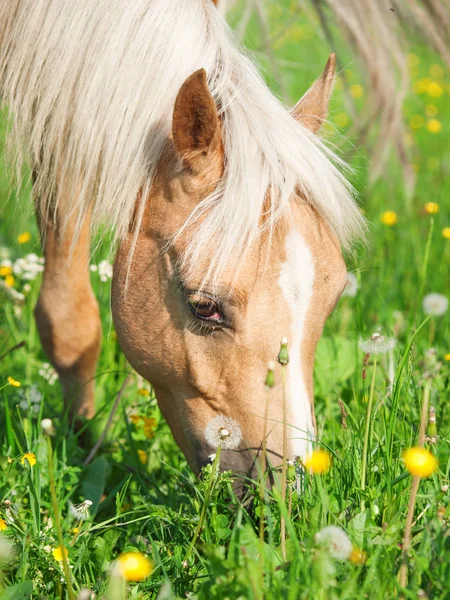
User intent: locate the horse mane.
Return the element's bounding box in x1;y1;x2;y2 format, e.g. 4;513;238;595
0;0;365;283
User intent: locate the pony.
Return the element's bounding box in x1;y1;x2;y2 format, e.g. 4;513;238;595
0;0;365;477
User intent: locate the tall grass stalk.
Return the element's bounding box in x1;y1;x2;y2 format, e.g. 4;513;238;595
398;381;432;589
45;434;76;600
277;340;290;562
360;355;377;509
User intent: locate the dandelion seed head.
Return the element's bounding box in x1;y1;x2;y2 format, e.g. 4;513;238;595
342;272;358;297
359;332;396;355
423;293;448;316
69;499;92;520
315;526;353;560
205;415;242;450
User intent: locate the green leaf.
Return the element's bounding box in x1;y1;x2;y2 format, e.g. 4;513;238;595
0;581;33;600
80;456;110;513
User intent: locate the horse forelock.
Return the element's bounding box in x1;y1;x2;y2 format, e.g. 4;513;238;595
0;0;366;284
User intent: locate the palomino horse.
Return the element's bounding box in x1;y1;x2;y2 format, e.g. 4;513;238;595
0;0;364;476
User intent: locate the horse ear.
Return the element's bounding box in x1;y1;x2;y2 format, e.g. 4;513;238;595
291;54;336;133
172;68;221;172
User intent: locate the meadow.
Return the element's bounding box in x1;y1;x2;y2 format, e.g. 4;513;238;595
1;3;449;599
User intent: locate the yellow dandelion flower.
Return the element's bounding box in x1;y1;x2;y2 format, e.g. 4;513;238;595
4;275;14;287
403;447;437;478
407;53;420;68
442;228;450;239
444;353;450;361
137;388;150;397
0;266;12;277
427;118;442;133
71;527;79;534
129;414;142;425
115;552;153;581
0;518;7;531
350;84;364;99
334;112;350;128
413;78;431;94
137;449;148;465
409;114;424;130
52;546;69;562
427;81;443;97
430;64;444;78
349;546;367;565
7;376;21;387
380;211;398;226
20;452;36;467
424;202;439;214
303;449;332;474
425;104;438;117
17;232;31;244
143;417;157;440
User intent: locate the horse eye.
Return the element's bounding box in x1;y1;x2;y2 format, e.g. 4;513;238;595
188;295;223;323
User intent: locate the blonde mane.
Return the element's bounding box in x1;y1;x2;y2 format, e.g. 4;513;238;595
0;0;365;282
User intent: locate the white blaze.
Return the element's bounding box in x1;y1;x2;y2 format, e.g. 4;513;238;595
278;231;315;459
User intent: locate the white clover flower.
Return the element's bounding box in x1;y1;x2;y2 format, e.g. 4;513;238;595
423;293;448;317
205;415;242;450
39;363;59;385
359;332;396;355
41;419;56;436
315;526;353;560
0;258;12;268
69;499;92;520
342;272;358;297
98;260;113;282
89;264;98;272
29;386;43;404
12;254;45;281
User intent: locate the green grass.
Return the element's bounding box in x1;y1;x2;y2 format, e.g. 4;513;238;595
1;3;449;599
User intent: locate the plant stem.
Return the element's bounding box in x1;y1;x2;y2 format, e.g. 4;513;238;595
46;435;76;600
361;355;377;509
185;446;221;561
280;364;287;562
398;381;431;589
259;387;271;543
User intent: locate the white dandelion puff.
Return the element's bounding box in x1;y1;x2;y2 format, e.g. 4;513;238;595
342;272;358;297
423;293;448;316
208;453;216;462
205;415;242;451
69;499;93;520
359;332;396;355
41;418;56;436
315;526;353;560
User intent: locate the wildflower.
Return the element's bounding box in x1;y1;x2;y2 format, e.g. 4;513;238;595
0;537;14;561
39;362;59;385
98;260;113;282
0;519;7;531
115;552;153;581
359;332;396;355
52;546;69;562
350;84;364;99
20;452;36;467
12;253;44;280
41;418;56;436
423;293;448;316
0;265;12;277
277;337;289;365
71;527;79;534
427;81;443;97
205;415;242;450
17;232;31;244
137;450;148;465
424;202;439;214
349;547;367;565
143;417;156;439
442;228;450;239
208;453;216;462
334;112;349;128
7;376;21;387
137;387;150;397
342;272;358;297
380;211;398;226
69;500;92;520
427;118;442;133
444;354;450;361
129;414;142;425
315;526;352;560
425;104;438;117
409;115;424;129
4;274;14;287
303;449;332;474
403;447;437;477
264;361;275;388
